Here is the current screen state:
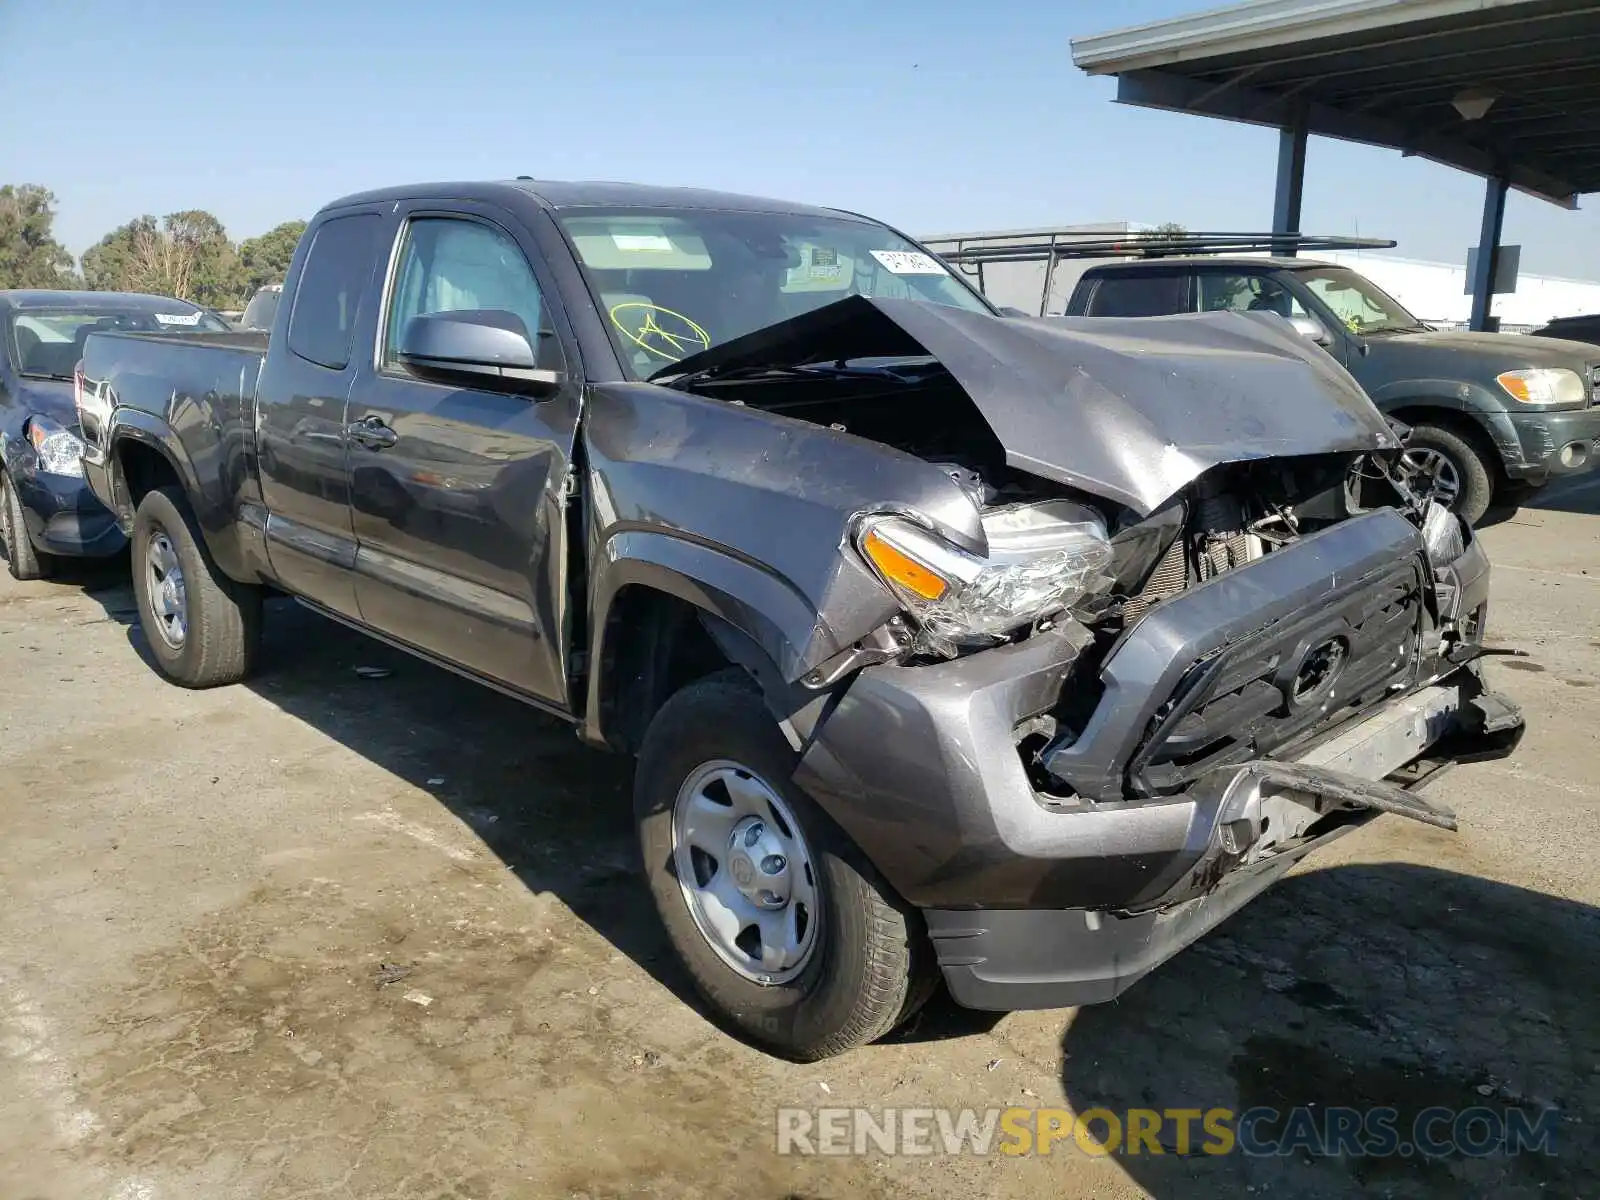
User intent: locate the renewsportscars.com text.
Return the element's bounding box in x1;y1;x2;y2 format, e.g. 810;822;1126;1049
775;1105;1560;1159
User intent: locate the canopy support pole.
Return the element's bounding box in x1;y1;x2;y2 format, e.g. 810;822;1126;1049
1469;174;1509;332
1272;107;1309;255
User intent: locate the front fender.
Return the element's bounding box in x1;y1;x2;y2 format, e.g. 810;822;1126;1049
582;529;834;748
594;529;823;679
1365;380;1520;468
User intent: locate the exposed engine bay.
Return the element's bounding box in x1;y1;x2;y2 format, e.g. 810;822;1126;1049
669;354;1437;661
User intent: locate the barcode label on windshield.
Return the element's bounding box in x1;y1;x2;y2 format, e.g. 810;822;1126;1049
153;312;203;326
869;250;946;276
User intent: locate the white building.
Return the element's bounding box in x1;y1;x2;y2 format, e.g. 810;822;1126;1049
1316;251;1600;331
920;225;1600;331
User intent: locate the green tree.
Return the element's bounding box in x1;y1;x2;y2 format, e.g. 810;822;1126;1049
80;210;240;306
167;209;238;308
236;220;306;297
81;216;160;293
0;184;76;289
1142;221;1189;246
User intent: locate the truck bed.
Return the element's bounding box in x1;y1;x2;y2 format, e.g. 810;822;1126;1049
78;329;268;445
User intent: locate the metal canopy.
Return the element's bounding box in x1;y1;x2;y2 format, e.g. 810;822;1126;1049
1072;0;1600;207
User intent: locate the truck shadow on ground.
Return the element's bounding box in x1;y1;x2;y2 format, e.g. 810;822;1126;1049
1062;862;1598;1199
1520;472;1600;518
114;593;992;1046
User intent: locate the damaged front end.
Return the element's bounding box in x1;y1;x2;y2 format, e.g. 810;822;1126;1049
652;295;1526;1011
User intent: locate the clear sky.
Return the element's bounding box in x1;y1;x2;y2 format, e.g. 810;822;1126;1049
3;0;1597;279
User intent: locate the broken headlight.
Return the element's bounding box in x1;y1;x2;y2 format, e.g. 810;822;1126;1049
1421;501;1466;569
856;501;1113;657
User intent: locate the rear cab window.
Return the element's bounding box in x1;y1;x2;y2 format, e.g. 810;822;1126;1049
287;213;384;370
1081;272;1191;317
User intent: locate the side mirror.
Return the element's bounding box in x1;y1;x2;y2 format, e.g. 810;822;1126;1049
996;305;1031;318
398;309;563;395
1287;314;1334;346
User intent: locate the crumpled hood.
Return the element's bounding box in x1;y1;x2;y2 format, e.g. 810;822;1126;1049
655;296;1396;515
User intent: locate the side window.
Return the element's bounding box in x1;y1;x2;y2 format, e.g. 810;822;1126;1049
286;214;382;370
1197;272;1309;319
383;217;560;372
1085;273;1189;317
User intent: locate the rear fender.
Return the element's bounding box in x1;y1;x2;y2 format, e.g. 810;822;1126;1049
104;410;263;581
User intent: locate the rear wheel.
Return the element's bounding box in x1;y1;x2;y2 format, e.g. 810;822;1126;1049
131;486;261;687
0;471;53;581
1403;423;1495;526
635;669;932;1060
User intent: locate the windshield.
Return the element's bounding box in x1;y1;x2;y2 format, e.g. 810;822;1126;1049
556;207;990;379
7;305;230;378
1296;266;1423;335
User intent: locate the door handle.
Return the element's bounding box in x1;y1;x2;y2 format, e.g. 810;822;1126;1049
346;414;398;449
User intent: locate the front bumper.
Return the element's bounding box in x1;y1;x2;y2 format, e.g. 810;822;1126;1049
794;507;1520;1012
1502;406;1600;482
13;468;127;558
925;672;1521;1010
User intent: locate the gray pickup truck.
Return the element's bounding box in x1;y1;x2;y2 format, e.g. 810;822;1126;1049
77;179;1522;1060
1065;256;1600;523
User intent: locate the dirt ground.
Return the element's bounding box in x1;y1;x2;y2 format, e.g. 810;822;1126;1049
1;477;1597;1200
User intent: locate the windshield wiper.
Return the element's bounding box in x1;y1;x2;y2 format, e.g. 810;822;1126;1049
19;371;74;382
1363;322;1430;337
663;359;931;390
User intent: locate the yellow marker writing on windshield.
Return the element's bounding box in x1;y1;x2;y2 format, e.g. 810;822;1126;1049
609;302;712;361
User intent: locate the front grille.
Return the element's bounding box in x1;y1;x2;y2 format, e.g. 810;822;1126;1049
1127;557;1424;797
1589;362;1600;405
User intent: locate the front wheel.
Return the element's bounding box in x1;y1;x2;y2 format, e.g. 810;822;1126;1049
1403;423;1495;526
635;669;933;1060
1;471;53;581
131;486;262;687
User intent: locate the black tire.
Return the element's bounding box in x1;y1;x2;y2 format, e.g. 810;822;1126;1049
1405;423;1495;526
635;669;933;1061
0;471;54;581
131;486;262;687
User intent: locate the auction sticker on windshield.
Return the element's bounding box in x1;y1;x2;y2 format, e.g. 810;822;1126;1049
612;233;675;253
870;250;948;275
153;312;204;326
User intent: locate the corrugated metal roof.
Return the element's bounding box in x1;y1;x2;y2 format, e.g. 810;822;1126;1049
1072;0;1534;73
1070;0;1600;205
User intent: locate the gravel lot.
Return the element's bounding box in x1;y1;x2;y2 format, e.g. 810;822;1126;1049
1;477;1596;1200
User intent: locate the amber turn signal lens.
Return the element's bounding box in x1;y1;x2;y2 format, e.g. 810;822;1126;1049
1496;373;1535;403
861;528;949;601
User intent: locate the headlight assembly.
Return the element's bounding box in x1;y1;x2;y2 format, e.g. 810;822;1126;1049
1421;501;1465;569
856;501;1113;657
27;415;86;479
1495;367;1586;405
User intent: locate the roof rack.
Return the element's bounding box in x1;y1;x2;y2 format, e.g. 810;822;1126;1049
935;231;1395;267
